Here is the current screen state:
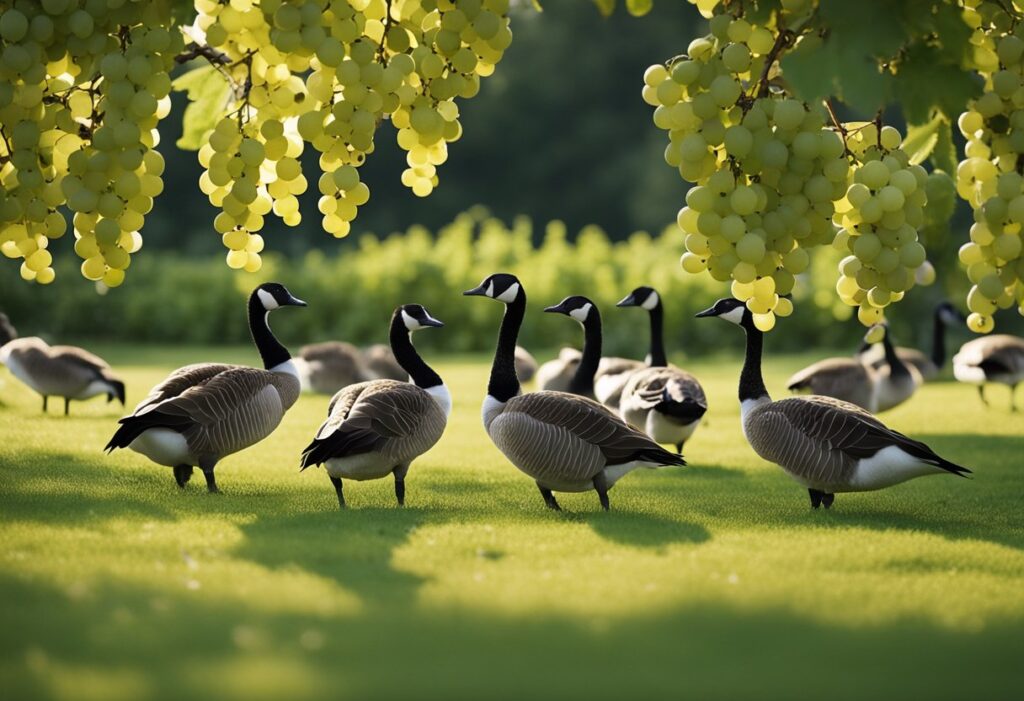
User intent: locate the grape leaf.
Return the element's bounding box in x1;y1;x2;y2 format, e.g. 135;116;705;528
931;118;957;175
625;0;653;16
172;64;232;151
903;114;944;165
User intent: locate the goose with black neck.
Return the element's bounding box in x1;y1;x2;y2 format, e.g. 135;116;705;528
105;282;307;493
543;296;604;399
697;298;971;509
616;286;707;453
300;304;450;508
858;302;965;381
465;274;685;512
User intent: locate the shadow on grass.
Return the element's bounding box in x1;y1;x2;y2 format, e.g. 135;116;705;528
576;509;710;549
0;572;1021;701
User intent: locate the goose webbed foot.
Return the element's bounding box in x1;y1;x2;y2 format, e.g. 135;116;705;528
593;473;610;511
173;465;193;489
537;484;561;511
330;476;346;509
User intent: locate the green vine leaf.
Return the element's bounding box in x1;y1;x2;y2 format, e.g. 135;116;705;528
931;119;957;175
172;64;232;151
902;114;945;166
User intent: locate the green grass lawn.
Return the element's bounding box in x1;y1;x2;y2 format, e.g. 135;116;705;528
1;345;1022;701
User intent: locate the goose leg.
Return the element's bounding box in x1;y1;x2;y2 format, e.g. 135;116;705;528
978;384;988;407
1011;383;1019;412
821;492;835;509
199;461;219;493
173;465;193;488
393;464;409;507
64;397;70;416
537;483;561;511
808;489;824;509
330;477;346;509
674;443;683;455
42;396;48;413
593;473;610;511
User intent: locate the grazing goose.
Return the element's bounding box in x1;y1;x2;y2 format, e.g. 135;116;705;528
514;345;538;384
300;304;449;508
294;340;372;394
953;334;1024;410
696;298;970;508
0;312;16;346
0;337;125;415
616;286;707;452
543;296;605;399
464;273;684;511
362;343;408;381
857;302;965;380
871;326;923;412
105;283;306;493
535;347;583;392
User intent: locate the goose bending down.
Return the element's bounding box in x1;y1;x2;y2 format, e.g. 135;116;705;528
300;305;450;508
464;273;685;511
870;326;922;412
0;337;125;415
953;334;1024;410
696;298;970;508
0;312;16;346
535;347;582;392
362;343;407;381
616;287;707;452
857;302;965;381
294;341;371;394
104;283;306;493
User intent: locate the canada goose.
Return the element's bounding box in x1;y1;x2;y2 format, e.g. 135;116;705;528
857;302;965;380
294;340;372;394
786;357;875;411
871;326;923;412
514;345;538;384
0;312;16;346
535;347;582;392
543;295;604;398
300;305;449;508
616;286;707;452
0;337;125;415
696;298;970;508
953;334;1024;410
104;283;306;493
464;273;685;511
362;343;407;381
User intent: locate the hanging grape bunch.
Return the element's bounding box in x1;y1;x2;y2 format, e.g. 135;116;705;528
644;0;940;331
0;0;513;283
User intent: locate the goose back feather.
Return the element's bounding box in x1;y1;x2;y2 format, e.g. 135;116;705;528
786;357;875;411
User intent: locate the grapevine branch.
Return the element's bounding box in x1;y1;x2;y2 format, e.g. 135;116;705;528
377;0;394;62
756;27;795;98
175;42;231;66
823;98;851;156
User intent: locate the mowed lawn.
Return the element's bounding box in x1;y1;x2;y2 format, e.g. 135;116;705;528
0;344;1022;701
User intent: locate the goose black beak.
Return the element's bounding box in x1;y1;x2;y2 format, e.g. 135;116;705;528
694;306;717;318
616;293;637;307
543;302;569;314
286;295;308;307
463;285;487;297
422;317;445;328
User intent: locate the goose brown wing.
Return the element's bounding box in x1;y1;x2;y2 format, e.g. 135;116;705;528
133;363;239;413
303;380;445;468
49;345;110;373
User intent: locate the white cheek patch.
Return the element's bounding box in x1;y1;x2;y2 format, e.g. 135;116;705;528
257;289;279;310
569;303;592;323
641;291;660;310
721;306;745;324
496;282;520;303
401;309;422;330
484;281;495;298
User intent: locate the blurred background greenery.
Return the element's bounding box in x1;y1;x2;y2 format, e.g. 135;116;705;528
1;1;1020;350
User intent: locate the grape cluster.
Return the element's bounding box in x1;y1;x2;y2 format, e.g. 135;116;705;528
645;10;847;331
956;0;1024;330
0;1;180;286
192;0;513;267
832;124;930;325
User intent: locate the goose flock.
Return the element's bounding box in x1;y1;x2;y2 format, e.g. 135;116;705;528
0;276;1020;511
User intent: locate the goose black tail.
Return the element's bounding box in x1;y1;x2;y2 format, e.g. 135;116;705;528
637;446;686;468
931;456;972;478
300;427;379;470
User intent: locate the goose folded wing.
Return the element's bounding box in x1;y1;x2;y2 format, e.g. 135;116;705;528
49;346;111;375
132;363;239;413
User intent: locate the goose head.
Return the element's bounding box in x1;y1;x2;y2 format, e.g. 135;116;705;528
544;296;595;324
254;282;307;311
399;304;445;331
695;298;752;328
617;286;660;311
107;379;126;406
463;273;522;304
936;301;965;327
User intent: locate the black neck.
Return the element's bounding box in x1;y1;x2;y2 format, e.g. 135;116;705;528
389;313;442;388
488;293;525;402
930;310;946;369
568;310;602;397
739;323;770;402
882;333;910;377
648;303;667;367
248;295;291;370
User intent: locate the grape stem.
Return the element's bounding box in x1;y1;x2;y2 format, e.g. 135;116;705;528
175;43;231;66
377;0;393;63
823;98;851;156
756;26;795;99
